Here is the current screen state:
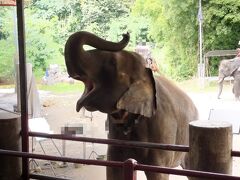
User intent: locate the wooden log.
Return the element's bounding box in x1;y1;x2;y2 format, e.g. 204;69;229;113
0;112;21;180
189;120;232;180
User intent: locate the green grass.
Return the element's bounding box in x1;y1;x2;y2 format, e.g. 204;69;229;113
0;82;84;94
37;82;84;94
0;84;15;89
0;78;232;94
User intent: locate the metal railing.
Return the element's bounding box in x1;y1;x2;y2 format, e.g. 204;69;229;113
0;132;240;180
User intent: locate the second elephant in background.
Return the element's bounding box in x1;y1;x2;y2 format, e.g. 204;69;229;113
218;57;240;99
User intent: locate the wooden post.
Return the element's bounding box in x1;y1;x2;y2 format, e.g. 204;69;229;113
0;112;21;180
189;120;232;180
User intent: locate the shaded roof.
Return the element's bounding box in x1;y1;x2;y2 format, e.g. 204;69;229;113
205;50;237;58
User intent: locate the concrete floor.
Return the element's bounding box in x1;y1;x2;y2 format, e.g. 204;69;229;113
1;88;240;179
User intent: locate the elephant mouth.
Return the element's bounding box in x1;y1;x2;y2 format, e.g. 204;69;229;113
76;78;96;112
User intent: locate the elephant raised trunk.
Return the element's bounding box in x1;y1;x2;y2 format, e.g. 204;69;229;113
64;31;130;80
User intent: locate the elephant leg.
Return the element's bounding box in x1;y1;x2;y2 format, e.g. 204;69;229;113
106;166;123;180
233;76;240;101
180;152;188;169
106;146;125;180
217;81;224;99
144;150;175;180
145;171;169;180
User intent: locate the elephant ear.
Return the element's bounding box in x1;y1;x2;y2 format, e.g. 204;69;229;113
117;69;156;118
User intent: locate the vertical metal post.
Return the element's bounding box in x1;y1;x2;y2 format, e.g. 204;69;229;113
124;159;137;180
198;0;203;74
198;0;205;88
16;0;29;179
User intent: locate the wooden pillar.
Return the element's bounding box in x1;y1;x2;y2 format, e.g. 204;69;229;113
189;120;232;180
0;112;21;180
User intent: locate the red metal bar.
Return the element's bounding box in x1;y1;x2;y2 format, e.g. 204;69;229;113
0;149;240;180
231;150;240;157
0;149;239;180
29;174;71;180
124;159;137;180
0;4;16;6
135;164;240;180
16;0;29;179
0;149;122;168
29;132;240;157
29;132;189;152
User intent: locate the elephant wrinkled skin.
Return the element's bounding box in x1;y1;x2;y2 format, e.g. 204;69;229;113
64;31;198;180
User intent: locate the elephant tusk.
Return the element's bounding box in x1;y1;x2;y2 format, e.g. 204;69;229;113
217;78;224;83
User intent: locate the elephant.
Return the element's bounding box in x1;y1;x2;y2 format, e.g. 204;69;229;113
217;57;240;99
64;31;198;180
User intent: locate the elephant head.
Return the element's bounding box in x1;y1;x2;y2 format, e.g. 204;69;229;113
217;58;240;99
64;31;156;117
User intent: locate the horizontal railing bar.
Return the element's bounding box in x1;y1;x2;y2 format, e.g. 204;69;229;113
29;132;240;157
136;164;240;180
0;149;122;168
231;150;240;157
0;149;239;179
29;173;71;180
29;132;189;152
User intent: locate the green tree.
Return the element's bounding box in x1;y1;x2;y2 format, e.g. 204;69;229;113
203;0;240;50
0;39;15;82
132;0;199;80
25;9;61;72
0;7;16;82
0;9;9;40
107;16;151;48
81;0;132;37
29;0;82;45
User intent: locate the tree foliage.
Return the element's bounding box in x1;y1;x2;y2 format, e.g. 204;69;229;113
0;7;16;82
203;0;240;50
0;0;240;82
80;0;132;37
133;0;199;79
25;9;61;71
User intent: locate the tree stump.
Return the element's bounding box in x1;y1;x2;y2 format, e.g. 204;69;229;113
0;112;21;180
189;120;232;180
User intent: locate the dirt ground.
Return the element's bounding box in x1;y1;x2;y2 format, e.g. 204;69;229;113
35;88;240;180
1;87;240;180
36;92;189;180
